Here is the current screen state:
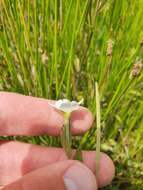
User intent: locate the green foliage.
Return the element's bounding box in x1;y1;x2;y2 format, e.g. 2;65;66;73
0;0;143;188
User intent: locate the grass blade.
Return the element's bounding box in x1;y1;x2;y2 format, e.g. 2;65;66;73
95;82;101;177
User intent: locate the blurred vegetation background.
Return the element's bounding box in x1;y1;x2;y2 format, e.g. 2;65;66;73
0;0;143;189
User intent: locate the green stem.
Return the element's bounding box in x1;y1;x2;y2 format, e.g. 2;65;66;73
95;82;101;177
61;112;72;159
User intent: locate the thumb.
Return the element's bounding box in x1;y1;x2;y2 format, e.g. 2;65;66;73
2;160;97;190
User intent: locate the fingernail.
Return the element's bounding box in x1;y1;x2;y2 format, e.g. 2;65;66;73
63;163;97;190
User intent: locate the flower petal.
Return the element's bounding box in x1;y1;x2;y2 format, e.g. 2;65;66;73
55;100;63;107
48;99;82;113
78;98;84;105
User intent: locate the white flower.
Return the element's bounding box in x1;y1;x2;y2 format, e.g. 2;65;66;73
49;99;84;113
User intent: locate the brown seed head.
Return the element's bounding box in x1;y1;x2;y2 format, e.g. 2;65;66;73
106;39;114;56
130;59;142;78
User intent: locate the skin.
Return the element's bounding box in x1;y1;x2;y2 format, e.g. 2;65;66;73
0;92;115;190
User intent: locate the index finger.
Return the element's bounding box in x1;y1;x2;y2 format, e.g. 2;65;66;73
0;92;93;136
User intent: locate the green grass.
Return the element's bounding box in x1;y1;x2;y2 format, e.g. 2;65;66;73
0;0;143;189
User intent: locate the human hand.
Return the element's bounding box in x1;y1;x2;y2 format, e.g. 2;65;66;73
0;92;115;190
